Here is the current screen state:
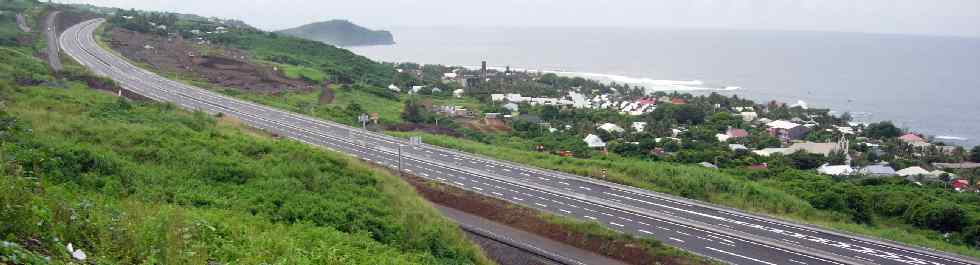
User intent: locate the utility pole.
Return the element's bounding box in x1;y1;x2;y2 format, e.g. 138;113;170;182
398;144;404;176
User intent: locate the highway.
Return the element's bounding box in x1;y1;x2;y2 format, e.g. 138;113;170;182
62;19;978;265
44;11;62;72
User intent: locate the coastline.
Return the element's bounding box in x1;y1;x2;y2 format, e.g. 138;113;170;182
457;64;976;148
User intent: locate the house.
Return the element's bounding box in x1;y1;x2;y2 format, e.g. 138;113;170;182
933;162;980;170
726;128;749;139
453;89;465;98
409;85;425;94
938;146;959;155
752;141;842;157
952;179;971;192
583;134;607;148
818;164;855;176
387;84;400;92
598;123;625;133
670;98;688;105
835;126;856;135
898;133;925;142
430;87;443;94
490;94;506;102
753;148;792;157
858;165;897;177
786;142;843;156
631;122;647;132
637;98;657;106
896;166;931;177
766;120;809;141
442;72;458;80
728;144;748;151
749;163;769;170
739;112;758;122
899;133;932;148
502;103;520;113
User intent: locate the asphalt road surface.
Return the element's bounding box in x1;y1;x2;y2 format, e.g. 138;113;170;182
61;19;978;265
44;11;62;72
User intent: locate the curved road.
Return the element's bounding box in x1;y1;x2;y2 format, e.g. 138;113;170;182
62;19;978;265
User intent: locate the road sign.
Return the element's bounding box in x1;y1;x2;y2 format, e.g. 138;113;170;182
358;113;369;129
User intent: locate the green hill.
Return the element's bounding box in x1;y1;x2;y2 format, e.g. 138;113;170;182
0;5;490;264
278;20;394;46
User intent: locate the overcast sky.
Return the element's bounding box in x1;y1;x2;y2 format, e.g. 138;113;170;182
59;0;979;37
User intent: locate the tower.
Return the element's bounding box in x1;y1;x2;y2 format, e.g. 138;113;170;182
481;61;487;80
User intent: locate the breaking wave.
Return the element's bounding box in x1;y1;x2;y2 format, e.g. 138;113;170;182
935;136;969;141
466;65;740;92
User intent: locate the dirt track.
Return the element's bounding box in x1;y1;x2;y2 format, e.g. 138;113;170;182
16;13;31;32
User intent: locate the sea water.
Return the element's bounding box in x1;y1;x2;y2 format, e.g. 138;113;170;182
350;27;980;147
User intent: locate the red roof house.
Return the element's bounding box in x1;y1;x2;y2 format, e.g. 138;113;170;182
671;98;688;105
898;133;925;143
726;128;750;138
637;98;657;106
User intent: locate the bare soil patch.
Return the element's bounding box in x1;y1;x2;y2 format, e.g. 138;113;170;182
106;27;314;93
457;117;512;133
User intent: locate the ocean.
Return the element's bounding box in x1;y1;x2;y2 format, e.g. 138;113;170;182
349;27;980;147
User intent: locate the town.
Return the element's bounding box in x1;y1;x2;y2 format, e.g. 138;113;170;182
388;61;980;192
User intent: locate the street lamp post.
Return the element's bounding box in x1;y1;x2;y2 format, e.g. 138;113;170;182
398;144;404;176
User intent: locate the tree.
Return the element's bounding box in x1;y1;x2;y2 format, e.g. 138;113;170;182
541;106;560;121
673;104;707;125
787;151;826;170
401;100;426;123
840;112;853;123
970;146;980;162
865;121;902;139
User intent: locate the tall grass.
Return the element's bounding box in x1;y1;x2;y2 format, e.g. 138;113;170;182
0;45;491;263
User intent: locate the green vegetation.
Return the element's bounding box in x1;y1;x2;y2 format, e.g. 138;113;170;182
0;0;35;46
278;64;327;83
0;14;490;263
278;19;395;47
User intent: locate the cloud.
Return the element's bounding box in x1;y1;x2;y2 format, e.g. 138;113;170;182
58;0;979;37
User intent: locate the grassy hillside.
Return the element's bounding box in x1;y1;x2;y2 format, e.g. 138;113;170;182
278;20;395;47
0;22;491;264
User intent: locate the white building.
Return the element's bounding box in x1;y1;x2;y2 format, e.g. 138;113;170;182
739;112;758;122
818;164;855;176
502;103;520;113
598;123;625;133
632;122;647;132
584;134;607;148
